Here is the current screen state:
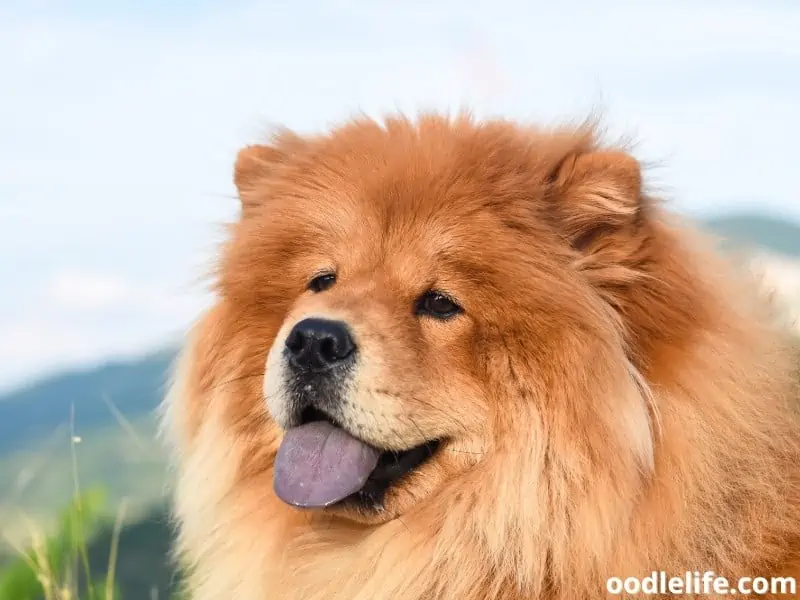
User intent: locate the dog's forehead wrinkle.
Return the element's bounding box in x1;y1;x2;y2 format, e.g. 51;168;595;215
350;229;505;299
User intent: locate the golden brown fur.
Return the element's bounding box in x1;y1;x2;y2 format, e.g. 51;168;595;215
163;113;800;599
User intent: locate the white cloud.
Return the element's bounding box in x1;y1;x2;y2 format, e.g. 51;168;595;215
44;271;135;311
1;0;799;388
41;269;203;314
0;268;209;391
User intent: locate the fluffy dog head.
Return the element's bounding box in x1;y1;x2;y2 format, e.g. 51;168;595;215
207;115;666;527
169;114;800;599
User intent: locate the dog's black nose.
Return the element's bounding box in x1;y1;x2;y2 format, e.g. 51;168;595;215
285;318;356;371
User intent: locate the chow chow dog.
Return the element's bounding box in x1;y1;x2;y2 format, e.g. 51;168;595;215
163;113;800;599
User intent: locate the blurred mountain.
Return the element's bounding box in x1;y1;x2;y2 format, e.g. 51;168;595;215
702;213;800;334
0;347;175;456
0;349;176;542
702;213;800;257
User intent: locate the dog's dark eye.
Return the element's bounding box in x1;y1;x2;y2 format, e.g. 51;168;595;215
308;273;336;293
416;291;462;319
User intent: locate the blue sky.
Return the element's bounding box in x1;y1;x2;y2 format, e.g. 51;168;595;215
1;0;799;390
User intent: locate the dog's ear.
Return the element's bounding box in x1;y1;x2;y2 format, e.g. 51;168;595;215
546;149;644;252
233;144;287;216
234;144;284;191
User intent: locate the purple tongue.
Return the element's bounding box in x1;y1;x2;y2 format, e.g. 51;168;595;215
273;420;381;508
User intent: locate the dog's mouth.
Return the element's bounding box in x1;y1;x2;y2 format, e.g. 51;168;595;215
273;406;440;510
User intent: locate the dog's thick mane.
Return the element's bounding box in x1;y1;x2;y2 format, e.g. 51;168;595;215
164;117;800;600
